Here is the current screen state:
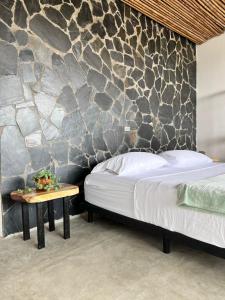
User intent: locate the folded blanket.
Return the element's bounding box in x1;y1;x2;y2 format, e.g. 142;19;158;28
177;174;225;214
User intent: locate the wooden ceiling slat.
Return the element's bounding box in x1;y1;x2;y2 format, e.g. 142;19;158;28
123;0;205;42
122;0;225;44
153;0;216;38
197;0;225;27
166;0;221;35
182;0;223;31
123;0;205;43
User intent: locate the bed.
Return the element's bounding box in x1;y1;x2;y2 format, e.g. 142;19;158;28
84;151;225;258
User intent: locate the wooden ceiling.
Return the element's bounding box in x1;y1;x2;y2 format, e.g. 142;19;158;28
122;0;225;44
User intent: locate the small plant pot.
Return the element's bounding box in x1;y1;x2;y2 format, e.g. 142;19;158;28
36;177;53;191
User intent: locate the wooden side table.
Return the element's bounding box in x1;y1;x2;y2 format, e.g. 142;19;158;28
10;184;79;249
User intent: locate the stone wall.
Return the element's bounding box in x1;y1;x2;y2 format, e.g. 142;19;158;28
0;0;196;235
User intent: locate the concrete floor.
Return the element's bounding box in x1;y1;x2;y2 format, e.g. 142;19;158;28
1;215;225;300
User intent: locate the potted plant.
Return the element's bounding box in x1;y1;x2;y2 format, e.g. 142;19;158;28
33;169;60;192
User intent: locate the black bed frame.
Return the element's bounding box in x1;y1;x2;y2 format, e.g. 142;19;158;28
84;201;225;259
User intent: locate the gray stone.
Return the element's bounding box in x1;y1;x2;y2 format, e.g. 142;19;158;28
19;49;34;62
72;42;82;60
149;88;160;116
77;2;93;27
93;125;107;151
126;88;139;100
137;97;150;113
16;107;40;136
68;20;79;41
29;146;51;170
30;36;52;67
58;85;78;113
69;147;88;167
103;13;117;37
93;1;103;17
0;76;23;106
94;93;113;111
62;111;86;138
105;82;120;99
25;130;42;147
50;105;65;128
112;101;122;116
104;130;117;154
1;126;30;176
16;101;34;109
87;69;106;92
162;84;175;104
50;141;68;165
82;134;95;155
76;84;92;112
91;38;104;52
91;21;106;39
83;46;102;71
64;53;86;90
145;68;155;89
15;30;28;46
55;164;88;185
136;138;150;149
159;104;173;124
40;0;62;4
19;64;36;83
35;67;63;97
30;14;71;52
0;2;13;26
0;42;17;75
14;0;28;28
113;64;126;78
24;0;40;15
166;52;177;70
34;92;56;118
0;106;16;126
138;123;153;140
181;82;190;104
22;84;34;102
60;3;74;20
44;7;67;30
111;50;123;63
101;47;112;69
52;54;70;84
0;21;15;43
131;68;143;81
83;105;100;132
40;118;60;141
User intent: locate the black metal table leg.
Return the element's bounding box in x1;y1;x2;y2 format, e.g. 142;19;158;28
63;197;70;239
48;201;55;232
162;233;171;254
88;210;93;223
22;203;30;241
36;203;45;249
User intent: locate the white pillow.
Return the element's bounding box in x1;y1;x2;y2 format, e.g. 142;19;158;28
91;152;169;175
159;150;213;168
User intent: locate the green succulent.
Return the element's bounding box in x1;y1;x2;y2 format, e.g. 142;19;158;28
32;169;60;191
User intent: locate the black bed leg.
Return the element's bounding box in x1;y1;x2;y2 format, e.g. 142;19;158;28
162;233;171;254
88;210;93;223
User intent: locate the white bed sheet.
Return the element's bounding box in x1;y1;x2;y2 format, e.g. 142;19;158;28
84;163;225;248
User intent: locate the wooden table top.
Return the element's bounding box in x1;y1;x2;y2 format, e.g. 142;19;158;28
10;184;79;204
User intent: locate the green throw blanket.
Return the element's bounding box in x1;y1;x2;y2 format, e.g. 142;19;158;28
177;174;225;214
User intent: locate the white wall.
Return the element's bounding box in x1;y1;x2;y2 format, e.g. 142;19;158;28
197;33;225;160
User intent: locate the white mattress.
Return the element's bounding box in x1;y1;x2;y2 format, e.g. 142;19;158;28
84;163;225;248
